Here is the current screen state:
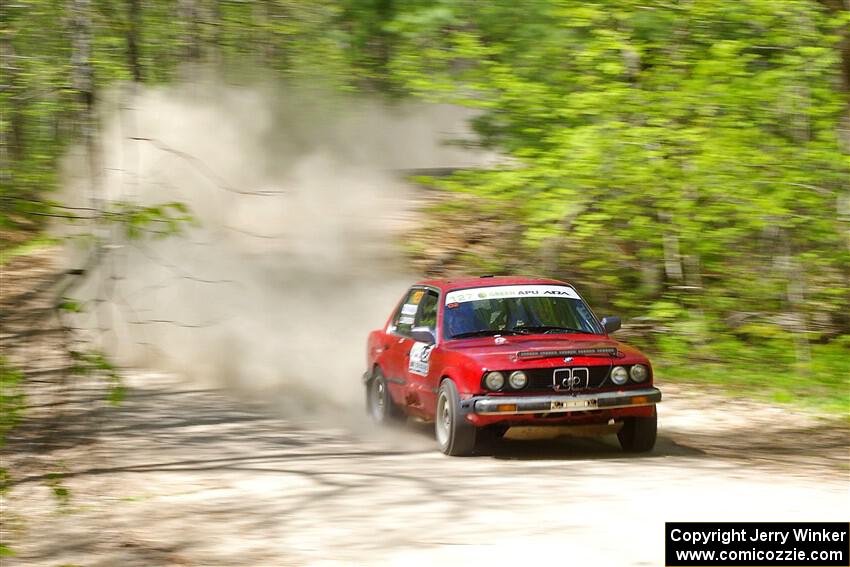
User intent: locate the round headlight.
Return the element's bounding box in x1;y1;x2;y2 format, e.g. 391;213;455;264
611;366;628;385
484;371;505;390
508;370;528;389
630;364;648;382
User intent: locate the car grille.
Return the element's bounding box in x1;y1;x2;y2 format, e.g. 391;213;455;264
524;365;612;391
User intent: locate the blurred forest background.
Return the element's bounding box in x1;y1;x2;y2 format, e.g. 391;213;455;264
1;0;848;417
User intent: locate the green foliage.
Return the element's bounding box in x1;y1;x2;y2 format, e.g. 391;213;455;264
657;336;850;415
389;0;850;391
0;357;25;449
45;472;71;507
0;235;59;261
57;298;83;313
111;201;196;240
69;350;124;405
0;0;383;231
1;0;847;411
0;357;25;552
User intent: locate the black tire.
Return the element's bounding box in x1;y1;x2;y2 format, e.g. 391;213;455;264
473;424;509;454
489;425;510;439
367;370;404;424
617;410;657;453
435;379;477;456
477;424;509;443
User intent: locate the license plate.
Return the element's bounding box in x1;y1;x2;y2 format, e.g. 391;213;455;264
551;398;598;410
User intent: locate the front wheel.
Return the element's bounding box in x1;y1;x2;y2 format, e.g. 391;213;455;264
435;379;477;456
617;410;657;453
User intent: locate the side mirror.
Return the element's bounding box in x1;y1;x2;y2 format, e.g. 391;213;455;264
601;316;621;334
410;327;436;345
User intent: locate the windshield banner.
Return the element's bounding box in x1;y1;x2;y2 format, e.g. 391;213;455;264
445;285;580;305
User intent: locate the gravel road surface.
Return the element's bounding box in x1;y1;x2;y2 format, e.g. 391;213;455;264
4;370;847;567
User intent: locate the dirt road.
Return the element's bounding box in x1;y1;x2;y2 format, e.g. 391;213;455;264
4;369;847;567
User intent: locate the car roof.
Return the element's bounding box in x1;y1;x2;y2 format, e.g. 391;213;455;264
415;275;573;293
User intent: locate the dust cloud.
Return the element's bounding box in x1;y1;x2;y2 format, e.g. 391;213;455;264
58;79;493;424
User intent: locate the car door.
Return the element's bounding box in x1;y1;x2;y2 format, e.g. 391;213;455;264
379;288;421;406
403;288;440;417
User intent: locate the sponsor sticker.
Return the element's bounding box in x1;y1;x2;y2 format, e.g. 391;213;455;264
401;303;418;316
445;285;580;304
410;290;425;305
398;315;415;325
408;342;434;376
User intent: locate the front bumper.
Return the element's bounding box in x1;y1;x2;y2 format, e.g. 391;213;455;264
471;387;661;416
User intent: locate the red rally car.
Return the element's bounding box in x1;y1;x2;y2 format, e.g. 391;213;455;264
364;276;662;455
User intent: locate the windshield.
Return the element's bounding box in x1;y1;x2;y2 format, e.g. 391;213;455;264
443;285;603;339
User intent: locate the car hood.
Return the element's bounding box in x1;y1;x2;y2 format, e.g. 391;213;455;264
444;334;646;369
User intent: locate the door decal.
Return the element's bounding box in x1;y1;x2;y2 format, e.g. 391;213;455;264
408;342;434;376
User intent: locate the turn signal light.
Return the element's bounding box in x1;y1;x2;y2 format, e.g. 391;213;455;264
631;396;648;405
496;404;517;412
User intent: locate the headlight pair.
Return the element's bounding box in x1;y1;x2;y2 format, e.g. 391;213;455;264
484;370;527;391
611;364;649;385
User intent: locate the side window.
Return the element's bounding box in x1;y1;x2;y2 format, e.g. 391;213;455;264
414;290;439;335
390;288;427;337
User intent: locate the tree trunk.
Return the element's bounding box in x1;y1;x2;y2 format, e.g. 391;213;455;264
69;0;99;209
69;0;94;120
838;29;850;152
178;0;203;61
659;212;683;283
816;0;850;333
815;0;849;149
126;0;143;82
210;0;222;64
0;33;25;170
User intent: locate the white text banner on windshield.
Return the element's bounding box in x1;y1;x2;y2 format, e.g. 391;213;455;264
445;285;580;305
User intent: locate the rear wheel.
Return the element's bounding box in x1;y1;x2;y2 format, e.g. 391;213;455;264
617;410;657;453
367;370;403;424
435;379;477;456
